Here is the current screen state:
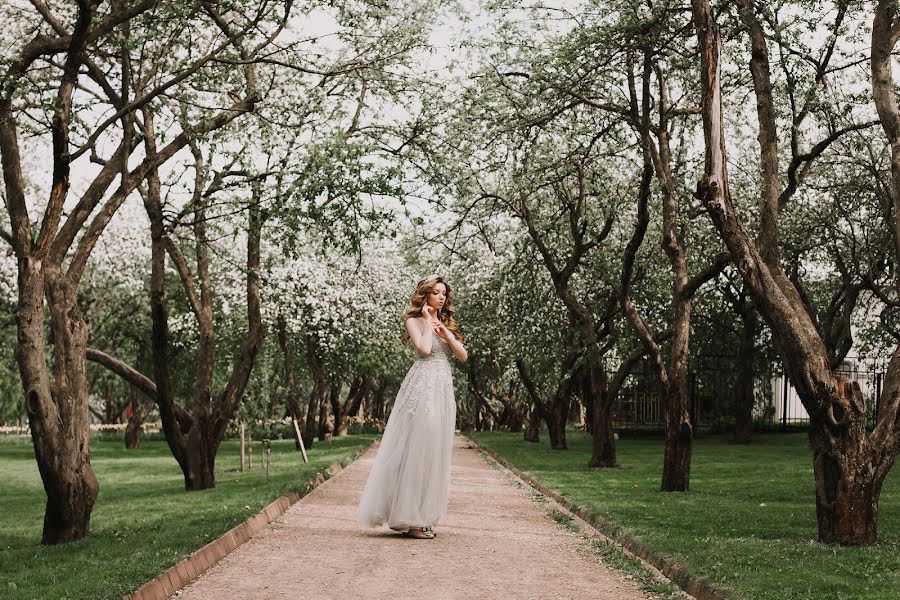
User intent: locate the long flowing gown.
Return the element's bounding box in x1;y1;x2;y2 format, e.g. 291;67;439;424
358;332;456;531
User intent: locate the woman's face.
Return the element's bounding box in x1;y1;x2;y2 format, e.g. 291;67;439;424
426;282;447;311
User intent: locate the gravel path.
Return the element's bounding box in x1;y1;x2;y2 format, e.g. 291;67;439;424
173;435;653;600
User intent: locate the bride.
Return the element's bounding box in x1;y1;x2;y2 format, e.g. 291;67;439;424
357;275;467;539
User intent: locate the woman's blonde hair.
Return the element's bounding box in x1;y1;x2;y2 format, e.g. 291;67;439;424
401;275;463;344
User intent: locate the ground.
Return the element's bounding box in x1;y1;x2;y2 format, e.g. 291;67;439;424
173;435;662;600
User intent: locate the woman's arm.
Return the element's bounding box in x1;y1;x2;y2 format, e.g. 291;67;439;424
405;317;433;357
445;334;468;363
433;321;467;363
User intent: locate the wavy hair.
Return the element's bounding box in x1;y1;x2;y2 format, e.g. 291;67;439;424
401;275;463;345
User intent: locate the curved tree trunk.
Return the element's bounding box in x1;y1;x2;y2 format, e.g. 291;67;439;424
3;0;104;544
620;52;728;490
500;379;524;433
1;0;271;541
548;394;570;450
124;419;141;450
587;340;664;469
692;0;900;544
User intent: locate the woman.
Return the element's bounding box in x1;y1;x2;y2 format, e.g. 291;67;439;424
358;275;467;539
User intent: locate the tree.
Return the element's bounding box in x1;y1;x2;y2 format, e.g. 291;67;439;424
0;0;287;543
691;0;900;545
613;30;730;490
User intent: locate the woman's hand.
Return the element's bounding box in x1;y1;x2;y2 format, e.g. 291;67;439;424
433;319;452;342
421;303;436;321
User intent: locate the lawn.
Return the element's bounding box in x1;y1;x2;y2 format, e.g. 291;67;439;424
0;434;376;600
469;430;899;600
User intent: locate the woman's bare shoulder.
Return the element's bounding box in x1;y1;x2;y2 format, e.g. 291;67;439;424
404;316;427;333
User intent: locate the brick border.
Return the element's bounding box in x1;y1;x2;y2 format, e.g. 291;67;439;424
122;440;377;600
464;435;730;600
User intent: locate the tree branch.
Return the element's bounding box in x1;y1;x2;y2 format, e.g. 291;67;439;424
86;348;156;400
683;251;731;298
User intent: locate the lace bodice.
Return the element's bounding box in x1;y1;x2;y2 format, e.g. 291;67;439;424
417;335;452;363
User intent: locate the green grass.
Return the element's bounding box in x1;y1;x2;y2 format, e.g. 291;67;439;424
590;538;685;600
470;431;900;600
0;434;376;600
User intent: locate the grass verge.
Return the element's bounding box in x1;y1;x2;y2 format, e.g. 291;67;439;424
0;434;376;600
544;499;684;599
469;430;899;600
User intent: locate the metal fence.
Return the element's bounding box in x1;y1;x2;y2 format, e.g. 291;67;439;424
608;363;885;431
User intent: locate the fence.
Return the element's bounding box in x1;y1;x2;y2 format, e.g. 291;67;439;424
768;367;883;430
608;363;885;431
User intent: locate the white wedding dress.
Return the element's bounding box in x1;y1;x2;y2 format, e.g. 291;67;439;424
358;333;456;531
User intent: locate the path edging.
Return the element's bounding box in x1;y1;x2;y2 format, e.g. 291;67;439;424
464;435;730;600
122;439;377;600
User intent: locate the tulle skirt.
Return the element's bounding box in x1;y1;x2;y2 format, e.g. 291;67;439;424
358;356;456;530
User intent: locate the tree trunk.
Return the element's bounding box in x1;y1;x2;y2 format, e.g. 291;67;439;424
276;312;304;450
659;291;694;492
580;365;594;435
20;265;100;544
141;136;264;491
567;382;583;426
370;378;387;422
503;406;524;433
336;375;371;436
516;356;577;450
302;393;318;449
523;404;541;443
123;389;142;450
124;419;141;449
348;377;370;418
588;386;616;468
42;279;99;543
548;383;570;450
809;384;884;545
547;326;585;450
303;335;325;448
102;385;116;424
321;380;339;441
660;377;693;491
145;165;193;485
692;0;900;543
499;379;524;433
123;342;149;449
733;306;757;444
517;362;541;442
